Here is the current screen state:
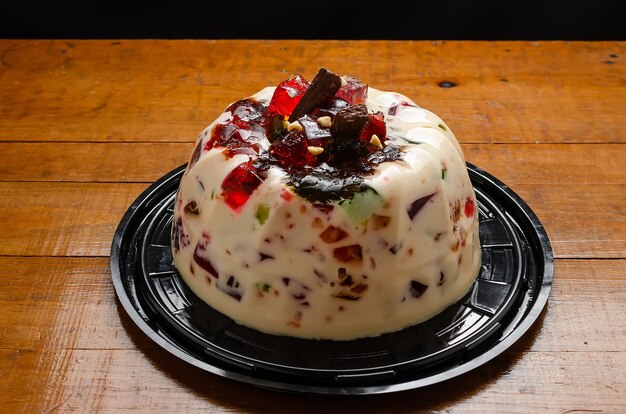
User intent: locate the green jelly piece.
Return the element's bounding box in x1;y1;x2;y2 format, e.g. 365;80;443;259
340;187;384;225
255;204;270;225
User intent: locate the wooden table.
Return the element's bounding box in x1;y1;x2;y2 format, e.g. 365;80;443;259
0;40;624;413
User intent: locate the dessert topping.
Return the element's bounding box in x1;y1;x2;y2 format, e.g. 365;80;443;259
369;134;383;149
287;120;303;131
288;68;342;122
208;69;403;208
307;146;324;156
317;116;332;128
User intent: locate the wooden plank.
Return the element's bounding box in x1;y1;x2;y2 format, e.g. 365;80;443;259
0;40;623;144
0;181;623;258
0;142;624;185
1;348;623;413
1;39;623;414
0;182;144;257
0;142;191;183
0;257;624;413
0;258;624;353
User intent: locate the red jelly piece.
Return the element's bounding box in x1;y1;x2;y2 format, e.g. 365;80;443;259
221;161;264;211
267;75;310;118
335;75;368;104
226;98;266;122
171;217;190;251
360;112;387;143
464;198;476;218
269;131;316;170
206;120;264;157
192;233;218;278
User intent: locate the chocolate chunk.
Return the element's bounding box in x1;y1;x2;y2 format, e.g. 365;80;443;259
330;104;369;138
289;68;342;122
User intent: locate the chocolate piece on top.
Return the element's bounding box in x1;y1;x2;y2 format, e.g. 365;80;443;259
330;104;369;137
288;68;342;122
323;104;371;166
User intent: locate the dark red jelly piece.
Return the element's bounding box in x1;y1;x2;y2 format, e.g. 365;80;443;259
226;98;266;122
221;161;264;211
360;112;387;143
268;130;316;170
267;75;310;118
299;115;332;147
171;217;190;251
335;75;368;104
409;280;428;298
388;104;399;116
407;193;435;220
311;97;349;119
206;120;265;158
389;101;417;117
464;198;476;218
193;236;218;278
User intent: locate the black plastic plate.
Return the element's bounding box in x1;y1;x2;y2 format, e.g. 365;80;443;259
110;163;553;395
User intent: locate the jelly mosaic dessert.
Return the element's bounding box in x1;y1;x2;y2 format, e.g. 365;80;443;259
172;68;481;340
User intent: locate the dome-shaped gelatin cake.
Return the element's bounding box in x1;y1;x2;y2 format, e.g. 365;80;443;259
172;68;481;340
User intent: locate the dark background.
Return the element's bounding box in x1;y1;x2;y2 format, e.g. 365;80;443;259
1;0;624;40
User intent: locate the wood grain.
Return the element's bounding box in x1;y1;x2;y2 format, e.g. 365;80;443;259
0;257;624;413
0;40;624;413
1;347;623;413
0;40;624;144
0;182;143;257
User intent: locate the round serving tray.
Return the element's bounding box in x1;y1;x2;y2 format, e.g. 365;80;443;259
110;163;552;395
